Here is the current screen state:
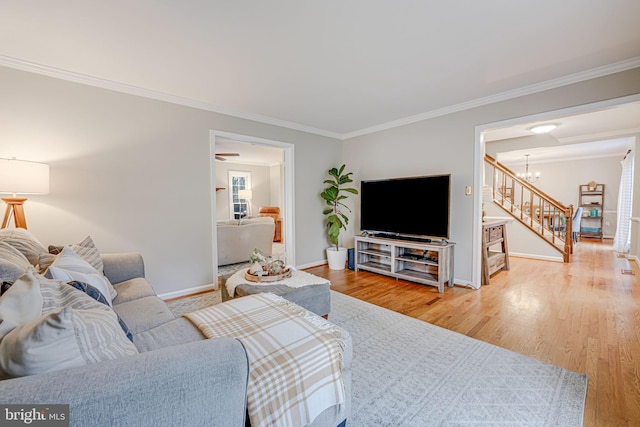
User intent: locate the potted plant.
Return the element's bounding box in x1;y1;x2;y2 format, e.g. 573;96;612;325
321;164;359;269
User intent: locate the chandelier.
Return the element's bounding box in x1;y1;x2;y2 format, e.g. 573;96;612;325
516;154;540;183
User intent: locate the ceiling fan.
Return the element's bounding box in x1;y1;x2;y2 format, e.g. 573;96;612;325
215;152;240;161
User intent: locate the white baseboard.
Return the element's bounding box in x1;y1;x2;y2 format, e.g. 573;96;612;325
629;255;640;266
158;283;216;300
296;259;328;270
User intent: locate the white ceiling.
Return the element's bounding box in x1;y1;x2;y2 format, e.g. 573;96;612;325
484;102;640;144
1;1;639;141
215;138;283;166
487;101;640;163
496;137;635;166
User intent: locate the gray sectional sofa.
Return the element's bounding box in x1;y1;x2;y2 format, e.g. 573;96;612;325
1;252;250;427
0;230;351;427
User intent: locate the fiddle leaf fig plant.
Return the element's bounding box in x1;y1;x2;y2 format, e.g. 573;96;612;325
321;164;359;251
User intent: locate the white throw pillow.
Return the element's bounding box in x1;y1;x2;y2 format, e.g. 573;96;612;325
44;247;112;306
39;238;117;301
70;236;104;272
0;241;31;283
46;266;113;307
0;305;138;378
0;267;44;339
0;228;47;266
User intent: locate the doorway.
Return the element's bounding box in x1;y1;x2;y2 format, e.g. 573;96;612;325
210;131;295;288
473;94;640;287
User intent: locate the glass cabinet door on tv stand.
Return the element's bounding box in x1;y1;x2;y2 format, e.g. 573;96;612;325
354;235;455;293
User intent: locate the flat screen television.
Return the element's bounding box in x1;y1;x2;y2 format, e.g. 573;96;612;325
360;174;450;240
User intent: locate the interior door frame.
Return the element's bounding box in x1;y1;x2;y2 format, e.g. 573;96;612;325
473;93;640;288
210;130;295;288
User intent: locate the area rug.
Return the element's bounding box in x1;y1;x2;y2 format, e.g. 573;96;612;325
218;261;251;279
167;290;587;426
165;291;221;316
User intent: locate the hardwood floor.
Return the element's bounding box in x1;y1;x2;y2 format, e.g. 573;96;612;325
305;239;640;426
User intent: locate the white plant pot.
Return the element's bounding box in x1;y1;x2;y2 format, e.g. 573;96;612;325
326;247;348;270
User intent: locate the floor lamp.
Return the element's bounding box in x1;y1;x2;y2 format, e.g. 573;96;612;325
238;189;253;218
0;158;50;229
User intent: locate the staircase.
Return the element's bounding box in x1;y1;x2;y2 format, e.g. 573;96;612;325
484;154;574;262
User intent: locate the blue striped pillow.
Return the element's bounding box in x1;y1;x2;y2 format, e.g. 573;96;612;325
67;281;133;342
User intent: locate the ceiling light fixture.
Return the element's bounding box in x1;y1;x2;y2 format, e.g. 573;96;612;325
529;123;558;134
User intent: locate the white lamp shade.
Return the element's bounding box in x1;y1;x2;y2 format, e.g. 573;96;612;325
0;158;50;195
238;189;252;199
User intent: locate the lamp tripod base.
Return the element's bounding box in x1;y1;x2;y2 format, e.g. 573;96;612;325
2;197;28;229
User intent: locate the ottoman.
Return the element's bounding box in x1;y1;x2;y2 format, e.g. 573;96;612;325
221;269;332;317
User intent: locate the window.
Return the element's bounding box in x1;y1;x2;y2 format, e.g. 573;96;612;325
228;171;252;219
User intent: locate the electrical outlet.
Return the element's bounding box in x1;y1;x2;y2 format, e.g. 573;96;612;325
465;186;472;196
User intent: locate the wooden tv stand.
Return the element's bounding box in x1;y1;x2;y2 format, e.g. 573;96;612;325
354;235;455;293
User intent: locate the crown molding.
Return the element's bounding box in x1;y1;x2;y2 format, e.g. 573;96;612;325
342;57;640;140
0;54;342;140
1;54;638;141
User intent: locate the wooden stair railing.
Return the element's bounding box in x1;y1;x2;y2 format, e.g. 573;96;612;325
484;154;573;262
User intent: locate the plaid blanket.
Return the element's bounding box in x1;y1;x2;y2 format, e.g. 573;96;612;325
184;293;346;427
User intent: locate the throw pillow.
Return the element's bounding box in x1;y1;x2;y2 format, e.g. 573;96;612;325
45;247;112;306
71;236;105;273
0;305;138;378
0;241;31;283
40;236;103;271
39;275;110;314
67;281;133;342
1;282;11;295
0;267;44;339
48;244;63;255
0;228;47;266
37;252;55;272
38;236;117;300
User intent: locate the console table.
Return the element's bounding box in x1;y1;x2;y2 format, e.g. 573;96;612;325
482;219;510;285
354;235;455;293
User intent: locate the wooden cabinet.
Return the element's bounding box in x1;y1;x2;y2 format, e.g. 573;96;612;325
274;219;283;242
482;219;510;285
354;235;455;293
578;183;604;240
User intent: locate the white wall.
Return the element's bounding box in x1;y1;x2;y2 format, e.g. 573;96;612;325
0;66;342;294
343;68;640;286
532;156;622;239
484;145;626;259
214;162;275;220
269;164;283;208
2;64;639;292
487;135;626;215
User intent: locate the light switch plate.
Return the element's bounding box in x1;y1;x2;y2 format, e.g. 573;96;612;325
465;186;472;195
